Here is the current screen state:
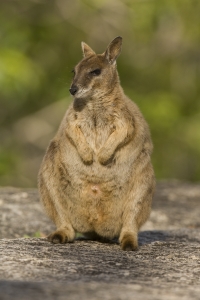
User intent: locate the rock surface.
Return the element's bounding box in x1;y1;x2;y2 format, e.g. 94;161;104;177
0;181;200;300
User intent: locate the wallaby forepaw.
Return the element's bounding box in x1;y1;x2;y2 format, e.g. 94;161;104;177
81;149;93;165
120;233;138;251
97;148;113;165
47;230;69;244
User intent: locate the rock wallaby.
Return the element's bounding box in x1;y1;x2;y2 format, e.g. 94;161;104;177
38;36;155;251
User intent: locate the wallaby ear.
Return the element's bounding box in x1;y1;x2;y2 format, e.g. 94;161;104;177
104;36;122;64
81;42;96;58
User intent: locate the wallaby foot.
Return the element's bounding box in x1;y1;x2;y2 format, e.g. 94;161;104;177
120;232;138;251
47;228;75;244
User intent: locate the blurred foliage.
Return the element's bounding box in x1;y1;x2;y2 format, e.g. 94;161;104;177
0;0;200;187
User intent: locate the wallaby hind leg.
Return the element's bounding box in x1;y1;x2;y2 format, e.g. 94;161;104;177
39;176;75;244
119;190;152;251
119;166;155;251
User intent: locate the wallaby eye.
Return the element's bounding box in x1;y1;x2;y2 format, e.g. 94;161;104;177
90;69;101;76
71;69;76;76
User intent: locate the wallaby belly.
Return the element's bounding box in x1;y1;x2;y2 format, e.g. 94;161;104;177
67;179;124;237
60;143;131;237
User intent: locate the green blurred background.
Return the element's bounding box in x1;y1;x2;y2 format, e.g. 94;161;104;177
0;0;200;187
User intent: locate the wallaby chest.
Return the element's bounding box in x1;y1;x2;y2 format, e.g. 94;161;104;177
72;103;117;151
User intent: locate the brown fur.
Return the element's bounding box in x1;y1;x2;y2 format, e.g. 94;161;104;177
38;36;155;251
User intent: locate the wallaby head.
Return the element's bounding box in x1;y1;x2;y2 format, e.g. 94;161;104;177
69;36;122;100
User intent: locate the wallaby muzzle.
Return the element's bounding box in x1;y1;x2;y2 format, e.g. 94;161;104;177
69;85;78;95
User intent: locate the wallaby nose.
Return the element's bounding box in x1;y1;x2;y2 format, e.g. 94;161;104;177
69;85;78;96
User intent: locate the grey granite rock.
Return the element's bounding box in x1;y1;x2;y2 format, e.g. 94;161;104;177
0;181;199;299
